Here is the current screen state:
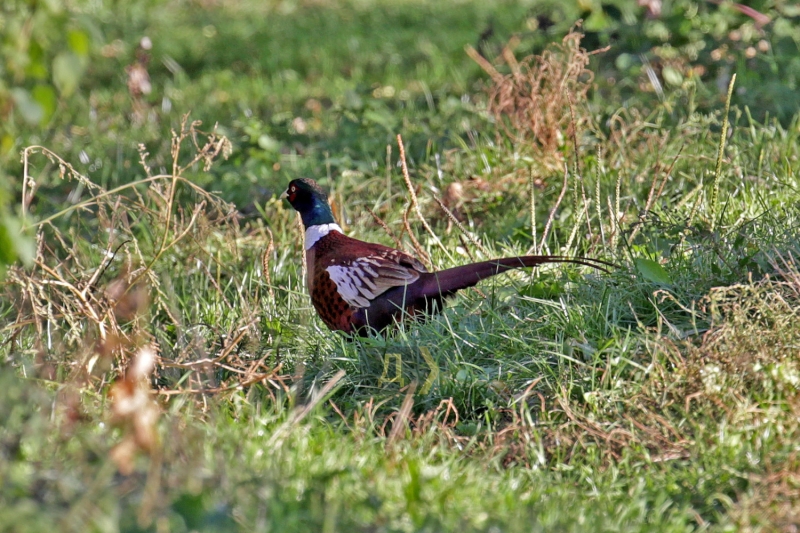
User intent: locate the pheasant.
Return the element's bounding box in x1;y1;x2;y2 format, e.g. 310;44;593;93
282;178;612;336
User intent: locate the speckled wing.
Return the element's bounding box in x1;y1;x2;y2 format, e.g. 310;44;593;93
326;250;427;308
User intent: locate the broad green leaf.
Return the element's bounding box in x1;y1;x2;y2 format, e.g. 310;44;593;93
10;88;44;125
584;10;610;32
363;108;397;132
32;85;57;123
521;280;565;300
0;221;15;266
67;29;90;56
662;66;683;86
24;42;48;80
634;258;673;285
0;135;14;155
615;53;634;70
0;214;35;271
41;0;65;12
257;134;280;152
53;52;85;97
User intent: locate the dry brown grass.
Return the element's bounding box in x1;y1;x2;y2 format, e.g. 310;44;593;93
468;29;600;171
4;115;291;404
9;120;225;366
420;271;800;482
2;117;305;472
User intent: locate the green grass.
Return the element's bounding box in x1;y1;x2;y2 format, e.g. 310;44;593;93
3;0;800;531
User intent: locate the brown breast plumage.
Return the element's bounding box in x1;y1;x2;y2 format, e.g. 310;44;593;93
304;230;426;333
310;266;356;333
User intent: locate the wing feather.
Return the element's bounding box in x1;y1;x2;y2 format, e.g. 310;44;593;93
326;251;424;308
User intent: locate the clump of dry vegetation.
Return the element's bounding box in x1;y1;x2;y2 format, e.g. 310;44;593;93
3;117;294;470
428;264;800;506
9;117;234;374
468;29;599;169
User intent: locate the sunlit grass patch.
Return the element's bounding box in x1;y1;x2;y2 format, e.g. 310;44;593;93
3;0;800;528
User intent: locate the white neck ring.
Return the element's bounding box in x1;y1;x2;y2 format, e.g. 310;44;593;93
304;223;343;250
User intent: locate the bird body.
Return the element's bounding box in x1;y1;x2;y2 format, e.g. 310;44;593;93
283;178;610;336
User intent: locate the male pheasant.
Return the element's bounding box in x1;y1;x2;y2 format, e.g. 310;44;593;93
282;178;611;336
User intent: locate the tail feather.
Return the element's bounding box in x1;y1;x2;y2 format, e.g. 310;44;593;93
353;255;614;333
418;255;613;300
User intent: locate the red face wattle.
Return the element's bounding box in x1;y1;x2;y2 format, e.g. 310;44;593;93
284;183;298;204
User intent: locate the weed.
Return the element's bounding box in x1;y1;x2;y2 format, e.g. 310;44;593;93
471;29;600;172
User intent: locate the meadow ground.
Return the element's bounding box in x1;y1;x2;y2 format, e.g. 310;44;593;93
2;0;800;531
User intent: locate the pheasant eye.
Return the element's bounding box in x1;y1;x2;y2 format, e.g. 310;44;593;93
286;185;298;202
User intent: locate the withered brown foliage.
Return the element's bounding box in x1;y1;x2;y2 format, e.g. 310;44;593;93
409;269;800;481
9;118;235;375
4;118;235;469
690;275;800;530
3;117;292;471
470;30;600;169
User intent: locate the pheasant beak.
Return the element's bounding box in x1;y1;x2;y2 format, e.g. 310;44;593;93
281;183;298;203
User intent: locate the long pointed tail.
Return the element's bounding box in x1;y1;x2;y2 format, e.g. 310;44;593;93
419;255;614;299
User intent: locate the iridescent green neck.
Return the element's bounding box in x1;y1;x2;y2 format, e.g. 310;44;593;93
299;195;336;229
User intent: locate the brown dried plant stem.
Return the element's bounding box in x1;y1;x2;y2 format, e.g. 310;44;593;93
470;31;602;168
531;163;569;255
396;134;452;261
12;117;242;399
261;225;277;305
628;146;684;244
710;74;737;230
403;204;432;269
366;206;404;249
433;195;489;256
